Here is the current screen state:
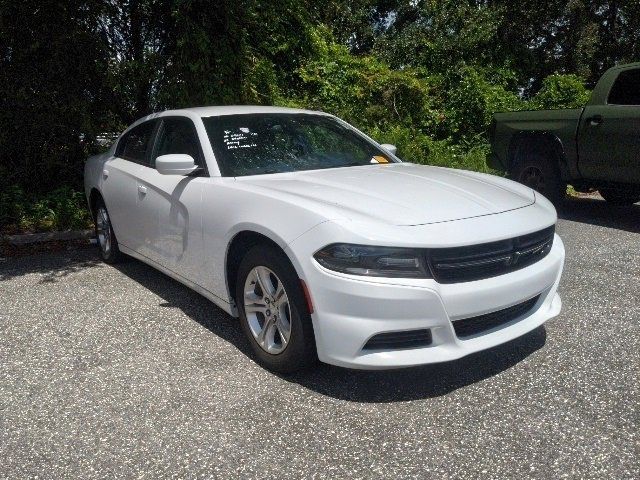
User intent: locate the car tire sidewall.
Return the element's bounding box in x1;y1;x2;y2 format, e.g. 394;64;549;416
511;153;566;205
94;198;122;264
235;245;316;373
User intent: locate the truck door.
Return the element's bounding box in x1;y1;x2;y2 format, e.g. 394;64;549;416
578;68;640;184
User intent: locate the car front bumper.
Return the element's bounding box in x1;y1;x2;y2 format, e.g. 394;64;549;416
288;233;565;370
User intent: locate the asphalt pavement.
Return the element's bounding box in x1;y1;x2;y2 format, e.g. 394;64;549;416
1;197;638;479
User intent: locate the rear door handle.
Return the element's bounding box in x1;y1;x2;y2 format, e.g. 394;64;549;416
102;169;109;178
137;185;147;195
587;115;603;126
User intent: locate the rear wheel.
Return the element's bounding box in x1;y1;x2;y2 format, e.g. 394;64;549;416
511;153;566;205
94;197;123;264
236;244;316;373
599;188;640;206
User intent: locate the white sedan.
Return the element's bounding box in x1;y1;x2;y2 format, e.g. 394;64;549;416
84;106;565;372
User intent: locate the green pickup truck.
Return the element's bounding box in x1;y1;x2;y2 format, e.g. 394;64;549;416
488;62;640;205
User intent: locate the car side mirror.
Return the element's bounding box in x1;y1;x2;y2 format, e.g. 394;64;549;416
155;154;199;175
380;144;397;156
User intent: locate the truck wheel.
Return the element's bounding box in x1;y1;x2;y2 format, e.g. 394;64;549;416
511;153;566;205
599;189;640;206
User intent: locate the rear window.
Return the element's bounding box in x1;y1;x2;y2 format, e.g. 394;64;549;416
608;69;640;105
117;121;156;164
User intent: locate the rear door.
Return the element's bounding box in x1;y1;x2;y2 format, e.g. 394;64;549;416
578;67;640;184
101;120;157;250
134;116;206;283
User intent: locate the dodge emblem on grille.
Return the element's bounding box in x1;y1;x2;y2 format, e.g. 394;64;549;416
507;251;522;266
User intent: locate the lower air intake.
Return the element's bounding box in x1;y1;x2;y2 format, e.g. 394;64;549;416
453;295;541;338
363;329;433;350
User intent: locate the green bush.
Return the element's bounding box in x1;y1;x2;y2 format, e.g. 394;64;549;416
370;124;495;174
0;186;93;234
293;28;439;134
431;65;524;143
530;74;591;110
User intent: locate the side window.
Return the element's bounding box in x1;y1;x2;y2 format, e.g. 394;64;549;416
608;69;640;105
117;121;156;164
154;118;202;167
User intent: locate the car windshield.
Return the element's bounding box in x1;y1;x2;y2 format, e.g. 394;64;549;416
202;113;396;176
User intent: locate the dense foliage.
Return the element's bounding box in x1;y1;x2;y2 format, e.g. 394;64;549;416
0;0;635;231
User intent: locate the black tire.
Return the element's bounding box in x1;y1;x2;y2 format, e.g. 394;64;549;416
235;244;317;373
510;153;566;205
599;188;640;206
93;197;123;264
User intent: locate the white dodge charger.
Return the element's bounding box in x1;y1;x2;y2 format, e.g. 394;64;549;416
84;106;564;372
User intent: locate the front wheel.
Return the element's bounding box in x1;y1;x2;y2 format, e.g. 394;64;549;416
236;245;317;373
511;153;566;205
599;189;640;206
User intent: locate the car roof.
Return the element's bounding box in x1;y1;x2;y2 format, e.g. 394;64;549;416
174;105;324;117
140;105;327;122
125;105;330;132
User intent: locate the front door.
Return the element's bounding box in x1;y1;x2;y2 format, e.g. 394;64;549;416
134;117;206;284
578;68;640;184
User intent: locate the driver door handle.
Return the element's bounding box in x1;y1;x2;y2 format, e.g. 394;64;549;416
137;185;147;195
587;115;603;126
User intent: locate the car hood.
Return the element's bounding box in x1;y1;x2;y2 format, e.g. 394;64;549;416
237;163;535;226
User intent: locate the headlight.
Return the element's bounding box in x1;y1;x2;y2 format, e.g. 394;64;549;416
313;244;431;278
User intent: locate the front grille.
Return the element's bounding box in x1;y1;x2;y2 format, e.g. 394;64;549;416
428;226;554;283
363;329;432;350
452;295;540;338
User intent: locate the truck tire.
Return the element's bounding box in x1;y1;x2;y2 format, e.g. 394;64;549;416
599;189;640;206
511;153;566;205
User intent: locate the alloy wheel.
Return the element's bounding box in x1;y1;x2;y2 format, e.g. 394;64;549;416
95;207;112;255
243;266;292;354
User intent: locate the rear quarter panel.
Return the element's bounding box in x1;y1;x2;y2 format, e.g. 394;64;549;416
84;149;113;205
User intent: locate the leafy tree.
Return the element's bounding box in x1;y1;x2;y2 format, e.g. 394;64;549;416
98;0;175;122
374;0;502;73
0;0;111;194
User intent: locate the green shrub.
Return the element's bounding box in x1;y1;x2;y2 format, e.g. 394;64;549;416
0;186;93;234
293;27;439;134
530;74;591;110
370;124;496;174
430;65;524;143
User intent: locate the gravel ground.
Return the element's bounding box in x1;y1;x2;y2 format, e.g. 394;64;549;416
1;198;638;479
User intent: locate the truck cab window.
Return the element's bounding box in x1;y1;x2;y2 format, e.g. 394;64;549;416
608;69;640;105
